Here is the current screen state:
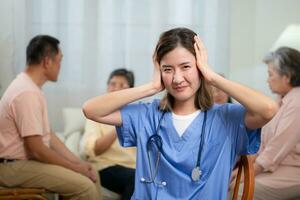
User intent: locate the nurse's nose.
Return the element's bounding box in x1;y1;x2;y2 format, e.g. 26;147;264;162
172;72;184;84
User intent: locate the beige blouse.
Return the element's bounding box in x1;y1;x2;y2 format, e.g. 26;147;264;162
255;87;300;188
82;119;136;171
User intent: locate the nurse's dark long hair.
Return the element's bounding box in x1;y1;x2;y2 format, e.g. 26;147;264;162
155;27;213;111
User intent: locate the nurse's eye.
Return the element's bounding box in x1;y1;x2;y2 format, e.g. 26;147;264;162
182;65;191;70
162;68;173;73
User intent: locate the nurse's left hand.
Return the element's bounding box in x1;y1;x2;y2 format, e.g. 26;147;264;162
194;35;217;84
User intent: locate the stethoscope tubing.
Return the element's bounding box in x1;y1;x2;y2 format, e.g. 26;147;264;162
143;109;207;185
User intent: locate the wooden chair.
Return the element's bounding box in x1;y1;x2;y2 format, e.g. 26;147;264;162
0;187;47;200
232;155;255;200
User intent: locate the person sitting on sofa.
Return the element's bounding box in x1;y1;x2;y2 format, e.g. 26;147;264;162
231;47;300;200
82;68;136;200
0;35;101;200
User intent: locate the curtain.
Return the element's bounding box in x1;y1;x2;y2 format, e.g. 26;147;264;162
3;0;230;131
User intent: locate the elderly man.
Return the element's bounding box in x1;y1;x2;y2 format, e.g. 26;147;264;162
0;35;101;200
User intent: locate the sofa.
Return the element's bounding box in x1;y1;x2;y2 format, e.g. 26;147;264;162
55;107;121;200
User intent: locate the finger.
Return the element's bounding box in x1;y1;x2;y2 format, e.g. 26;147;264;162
85;162;91;167
90;175;97;182
194;42;201;61
154;60;160;70
152;53;160;70
87;171;96;182
91;173;97;182
194;35;208;61
152;51;158;63
194;35;206;52
193;37;204;64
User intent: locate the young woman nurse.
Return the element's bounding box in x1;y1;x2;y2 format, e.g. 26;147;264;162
83;27;278;200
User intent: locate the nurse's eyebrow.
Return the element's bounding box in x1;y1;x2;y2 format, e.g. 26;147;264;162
178;62;191;66
161;62;191;68
161;65;173;68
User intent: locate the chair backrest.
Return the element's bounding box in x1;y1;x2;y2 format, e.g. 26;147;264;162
0;188;47;200
232;155;255;200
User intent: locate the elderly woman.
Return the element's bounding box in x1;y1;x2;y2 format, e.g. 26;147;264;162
233;47;300;200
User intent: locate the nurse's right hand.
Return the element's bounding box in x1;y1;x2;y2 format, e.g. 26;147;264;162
152;52;165;92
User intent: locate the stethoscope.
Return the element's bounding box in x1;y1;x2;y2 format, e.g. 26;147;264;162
140;110;207;187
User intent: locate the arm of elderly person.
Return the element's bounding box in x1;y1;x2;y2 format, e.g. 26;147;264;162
94;130;117;155
231;103;300;188
25;134;97;182
255;105;300;172
50;131;83;163
83;119;117;157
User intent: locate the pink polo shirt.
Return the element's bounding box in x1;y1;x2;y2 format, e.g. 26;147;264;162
0;72;51;160
255;87;300;188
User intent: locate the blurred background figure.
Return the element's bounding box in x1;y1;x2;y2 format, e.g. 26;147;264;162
0;35;101;200
106;68;134;92
212;74;232;104
82;68;136;200
232;47;300;200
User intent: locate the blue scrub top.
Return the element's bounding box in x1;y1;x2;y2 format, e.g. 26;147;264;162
116;100;260;200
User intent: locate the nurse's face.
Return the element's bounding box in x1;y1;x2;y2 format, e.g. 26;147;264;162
160;46;201;105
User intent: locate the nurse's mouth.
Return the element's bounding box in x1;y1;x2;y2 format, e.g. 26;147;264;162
173;86;187;92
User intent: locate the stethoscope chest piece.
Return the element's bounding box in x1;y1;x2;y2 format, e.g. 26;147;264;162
191;111;207;182
191;166;202;181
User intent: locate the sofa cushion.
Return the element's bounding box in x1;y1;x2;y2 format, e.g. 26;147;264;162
65;131;82;157
63;107;86;137
55;132;66;143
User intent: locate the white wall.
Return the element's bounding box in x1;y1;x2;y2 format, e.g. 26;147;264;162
1;0;300;131
1;0;230;132
230;0;300;97
0;0;27;96
0;1;15;96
